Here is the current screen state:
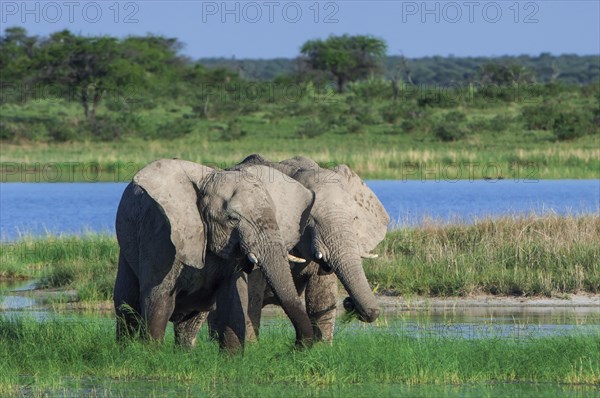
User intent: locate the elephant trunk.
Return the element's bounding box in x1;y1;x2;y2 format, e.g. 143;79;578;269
258;246;314;347
331;251;380;323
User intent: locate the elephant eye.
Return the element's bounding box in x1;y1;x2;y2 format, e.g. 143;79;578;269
227;214;240;224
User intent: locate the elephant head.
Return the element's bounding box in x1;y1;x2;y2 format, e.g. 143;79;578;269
239;155;390;323
198;166;315;348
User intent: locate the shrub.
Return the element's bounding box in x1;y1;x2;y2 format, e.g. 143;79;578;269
346;119;367;135
151;117;196;140
350;103;381;125
220;118;248;141
434;124;466;141
296;118;325;138
48;124;78;142
380;104;403;124
347;78;390;100
444;111;467;124
521;101;558;130
553;109;595;141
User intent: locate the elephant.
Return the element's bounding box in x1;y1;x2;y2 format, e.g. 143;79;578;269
113;158;316;352
203;154;390;343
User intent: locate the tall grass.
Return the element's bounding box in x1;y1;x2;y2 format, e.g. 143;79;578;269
0;234;118;302
1;215;598;302
0;317;598;396
368;214;600;296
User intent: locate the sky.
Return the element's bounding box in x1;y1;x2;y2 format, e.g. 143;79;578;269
1;1;599;59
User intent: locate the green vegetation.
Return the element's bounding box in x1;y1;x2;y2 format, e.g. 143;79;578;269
1;215;598;304
2;29;599;181
369;214;600;297
200;54;600;84
0;317;598;397
0;234;117;302
300;34;387;92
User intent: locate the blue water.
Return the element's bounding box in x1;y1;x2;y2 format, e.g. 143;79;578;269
1;180;598;241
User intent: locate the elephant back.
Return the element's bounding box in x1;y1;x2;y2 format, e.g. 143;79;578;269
133;159;213;268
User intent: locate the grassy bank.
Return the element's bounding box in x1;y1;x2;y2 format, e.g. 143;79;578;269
2;86;599;181
1;214;598;302
0;317;598;397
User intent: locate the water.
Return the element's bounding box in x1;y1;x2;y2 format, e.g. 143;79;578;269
1;180;598;241
2;279;598;340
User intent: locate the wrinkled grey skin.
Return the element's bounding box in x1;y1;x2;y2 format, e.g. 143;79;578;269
114;159;315;352
206;154;390;342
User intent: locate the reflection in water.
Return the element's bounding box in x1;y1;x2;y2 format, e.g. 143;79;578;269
1;279;599;339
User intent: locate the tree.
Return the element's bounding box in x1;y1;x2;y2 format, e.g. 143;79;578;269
300;34;387;93
478;62;536;85
36;30;120;120
0;27;38;82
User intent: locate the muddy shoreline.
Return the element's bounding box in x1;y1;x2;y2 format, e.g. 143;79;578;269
3;285;599;313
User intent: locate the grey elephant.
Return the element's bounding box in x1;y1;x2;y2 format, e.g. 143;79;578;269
204;154;389;342
114;158;316;351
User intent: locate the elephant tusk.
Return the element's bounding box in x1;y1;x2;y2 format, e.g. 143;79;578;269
247;253;259;265
315;251;323;260
361;253;379;259
287;254;306;263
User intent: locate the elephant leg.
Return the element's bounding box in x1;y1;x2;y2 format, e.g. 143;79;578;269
206;310;219;341
215;271;249;353
140;285;176;342
305;271;338;342
246;269;268;342
174;311;208;348
114;252;141;342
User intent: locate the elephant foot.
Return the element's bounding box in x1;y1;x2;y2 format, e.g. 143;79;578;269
174;311;209;348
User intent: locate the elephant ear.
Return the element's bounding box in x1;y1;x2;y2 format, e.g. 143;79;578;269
279;156;320;178
133;159;213;268
333;164;390;253
243;165;315;250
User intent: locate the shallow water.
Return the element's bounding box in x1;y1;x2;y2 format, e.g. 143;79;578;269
1;180;598;241
2;280;598;340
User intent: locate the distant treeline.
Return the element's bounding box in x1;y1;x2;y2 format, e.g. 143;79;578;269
199;54;600;85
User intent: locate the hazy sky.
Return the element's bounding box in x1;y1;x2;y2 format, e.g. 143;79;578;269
2;1;599;59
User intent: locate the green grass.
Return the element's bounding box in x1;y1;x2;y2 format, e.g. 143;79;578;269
1;215;598;303
1;92;599;181
0;317;598;397
367;213;600;297
0;234;117;302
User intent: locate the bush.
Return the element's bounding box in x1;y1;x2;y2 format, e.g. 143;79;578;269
345;119;367;135
220;119;248;141
48;124;78;142
347;78;390;100
380;104;403;124
296;118;325;138
434;124;466;141
553;109;595;141
350;103;381;125
521;101;558;130
154;117;196;140
444;111;467;124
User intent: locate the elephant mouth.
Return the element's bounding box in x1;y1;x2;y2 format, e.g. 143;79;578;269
316;259;334;275
343;297;380;323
